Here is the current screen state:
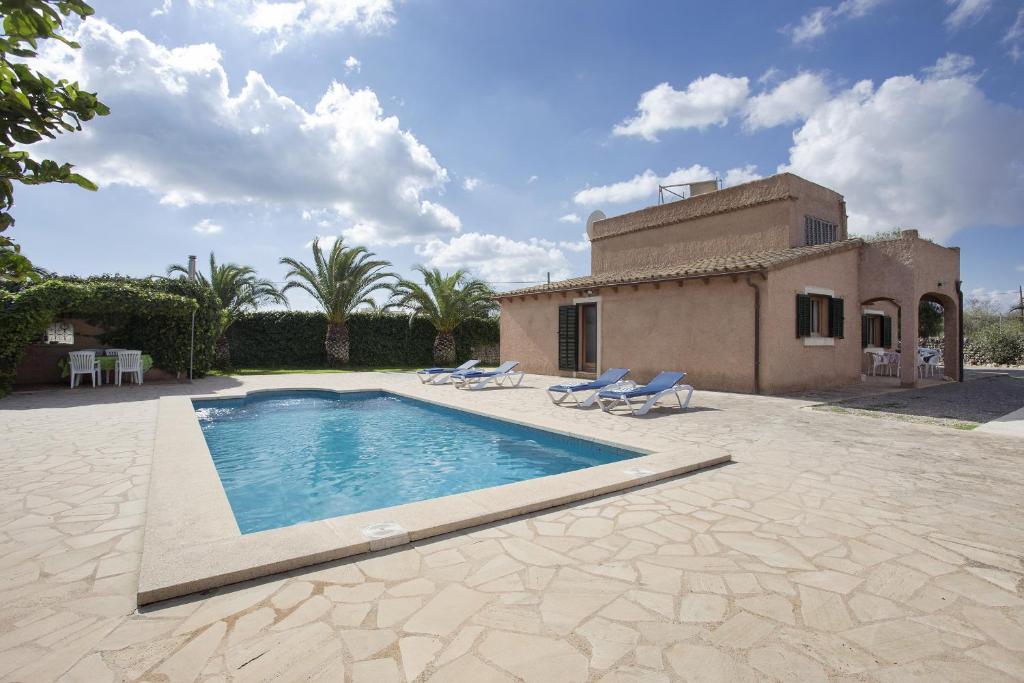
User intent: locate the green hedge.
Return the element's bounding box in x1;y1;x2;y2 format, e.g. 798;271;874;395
227;311;499;368
0;276;220;396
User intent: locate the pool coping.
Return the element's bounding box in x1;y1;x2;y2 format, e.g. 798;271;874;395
138;385;731;605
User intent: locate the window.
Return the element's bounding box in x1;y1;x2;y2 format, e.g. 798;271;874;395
796;294;844;339
861;314;892;348
44;321;74;345
579;303;598;372
558;301;599;372
805;215;837;246
807;295;828;336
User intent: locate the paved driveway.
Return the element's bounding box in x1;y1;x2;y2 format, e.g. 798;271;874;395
1;373;1022;682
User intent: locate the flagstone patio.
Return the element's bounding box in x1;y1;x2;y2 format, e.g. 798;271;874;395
1;373;1022;682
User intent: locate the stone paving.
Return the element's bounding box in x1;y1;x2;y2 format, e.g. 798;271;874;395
806;374;1024;428
1;373;1023;682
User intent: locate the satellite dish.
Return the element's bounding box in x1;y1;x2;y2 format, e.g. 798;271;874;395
585;210;605;239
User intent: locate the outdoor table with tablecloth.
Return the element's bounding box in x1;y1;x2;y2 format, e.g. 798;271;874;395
58;354;153;379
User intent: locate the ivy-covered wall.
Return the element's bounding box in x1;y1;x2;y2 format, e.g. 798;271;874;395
226;311;500;368
0;276;220;395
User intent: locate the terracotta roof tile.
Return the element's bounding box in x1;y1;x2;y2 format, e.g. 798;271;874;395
500;239;862;297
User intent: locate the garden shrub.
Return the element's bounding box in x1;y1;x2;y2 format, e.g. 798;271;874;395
964;321;1024;366
0;276;220;396
227;311;500;368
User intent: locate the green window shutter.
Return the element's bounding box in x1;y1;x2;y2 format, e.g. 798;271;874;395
558;305;578;371
861;315;870;347
796;294;812;337
828;298;844;338
881;316;893;348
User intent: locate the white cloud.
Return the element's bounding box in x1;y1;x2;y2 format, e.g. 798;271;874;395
303;234;338;249
462;176;481;191
945;0;992;29
558;213;581;224
786;0;885;44
722;165;763;187
744;72;831;130
969;287;1017;309
613;75;750;141
152;0;173;16
527;174;539;184
34;20;458;246
922;52;977;80
192;218;223;234
190;0;396;47
556;233;590;253
573;164;758;205
782;72;1024;242
417;233;573;285
1004;9;1024;62
345;55;361;73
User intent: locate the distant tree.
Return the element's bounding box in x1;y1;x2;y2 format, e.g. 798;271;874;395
387;266;497;366
280;238;394;365
963;297;1004;339
1011;296;1024;323
167;253;286;367
0;0;109;280
918;300;944;338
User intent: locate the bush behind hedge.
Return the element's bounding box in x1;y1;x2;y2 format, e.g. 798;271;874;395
965;321;1024;366
226;311;499;368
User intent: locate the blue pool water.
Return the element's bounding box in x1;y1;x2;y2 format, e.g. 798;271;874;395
195;390;642;533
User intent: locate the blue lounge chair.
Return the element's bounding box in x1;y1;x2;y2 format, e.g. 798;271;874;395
417;359;479;384
546;368;631;408
597;371;693;416
451;360;525;390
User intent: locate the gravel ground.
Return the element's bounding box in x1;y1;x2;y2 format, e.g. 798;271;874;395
812;373;1024;427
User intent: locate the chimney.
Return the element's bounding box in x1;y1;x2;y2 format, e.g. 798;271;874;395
187;255;197;281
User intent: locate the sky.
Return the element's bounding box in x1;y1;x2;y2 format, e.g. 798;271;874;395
11;0;1024;311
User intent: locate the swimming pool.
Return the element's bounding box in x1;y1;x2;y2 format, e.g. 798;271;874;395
195;390;643;533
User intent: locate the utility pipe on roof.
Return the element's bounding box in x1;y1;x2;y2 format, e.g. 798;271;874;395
746;274;761;395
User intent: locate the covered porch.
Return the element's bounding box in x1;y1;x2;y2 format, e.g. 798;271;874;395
858;230;962;388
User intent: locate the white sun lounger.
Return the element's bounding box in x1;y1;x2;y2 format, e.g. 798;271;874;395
597;371;693;416
451;360;525;390
417;360;480;384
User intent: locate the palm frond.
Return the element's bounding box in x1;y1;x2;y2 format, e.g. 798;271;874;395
280;238;395;322
386;265;496;333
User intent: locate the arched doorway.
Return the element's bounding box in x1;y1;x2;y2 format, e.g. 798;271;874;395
918;292;959;382
859;297;901;379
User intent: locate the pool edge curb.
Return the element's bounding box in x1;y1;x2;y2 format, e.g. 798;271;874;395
138;385;730;606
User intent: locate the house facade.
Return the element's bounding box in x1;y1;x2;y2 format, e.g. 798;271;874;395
498;173;962;394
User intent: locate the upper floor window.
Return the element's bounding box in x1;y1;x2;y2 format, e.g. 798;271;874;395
805;215;837;246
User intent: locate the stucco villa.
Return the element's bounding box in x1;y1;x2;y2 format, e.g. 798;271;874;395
498;172;962;394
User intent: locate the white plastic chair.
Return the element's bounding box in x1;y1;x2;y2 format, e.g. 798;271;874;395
919;351;941;378
868;352;889;376
68;351;100;388
115;350;143;386
885;351;901;377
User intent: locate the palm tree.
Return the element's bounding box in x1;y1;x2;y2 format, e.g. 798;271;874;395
279;237;394;365
387;266;497;366
167;253;286;366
